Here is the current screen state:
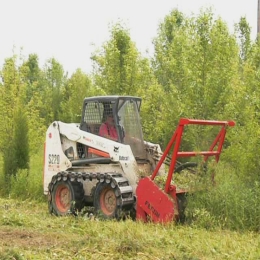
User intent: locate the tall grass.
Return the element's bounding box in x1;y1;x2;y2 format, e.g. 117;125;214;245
0;198;259;260
0;155;7;196
185;162;260;231
0;152;259;231
0;151;45;201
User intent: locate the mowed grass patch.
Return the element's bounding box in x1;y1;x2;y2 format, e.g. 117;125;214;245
0;198;259;259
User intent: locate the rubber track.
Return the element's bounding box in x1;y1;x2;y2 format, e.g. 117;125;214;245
48;171;85;215
48;171;134;216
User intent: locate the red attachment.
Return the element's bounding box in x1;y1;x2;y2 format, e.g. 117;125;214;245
136;118;235;223
136;177;175;223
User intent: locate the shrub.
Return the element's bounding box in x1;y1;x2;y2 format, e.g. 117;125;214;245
185;162;260;231
4;150;45;201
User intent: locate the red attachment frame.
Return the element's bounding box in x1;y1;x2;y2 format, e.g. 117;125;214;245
136;118;235;223
151;118;235;193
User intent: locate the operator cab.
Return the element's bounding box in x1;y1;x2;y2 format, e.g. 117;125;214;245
80;96;146;160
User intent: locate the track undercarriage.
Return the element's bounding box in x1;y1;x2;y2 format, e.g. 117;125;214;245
48;171;134;219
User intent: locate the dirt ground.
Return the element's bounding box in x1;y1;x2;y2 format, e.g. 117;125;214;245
0;226;62;248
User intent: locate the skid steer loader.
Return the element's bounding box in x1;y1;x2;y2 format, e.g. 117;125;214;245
44;95;235;222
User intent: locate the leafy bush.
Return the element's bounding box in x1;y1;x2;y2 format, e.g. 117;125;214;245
9;169;29;200
186;162;260;231
25;151;45;201
0;151;45;201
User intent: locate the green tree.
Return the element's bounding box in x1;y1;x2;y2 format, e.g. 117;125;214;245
13;108;29;170
91;23;168;144
20;54;46;153
61;69;99;122
152;9;186;92
152;9;240;149
137;79;167;144
225;36;260;183
92;23;145;95
235;17;252;62
0;56;29;190
41;58;67;124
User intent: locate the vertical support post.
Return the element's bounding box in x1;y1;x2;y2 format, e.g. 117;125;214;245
164;124;184;193
151;130;178;180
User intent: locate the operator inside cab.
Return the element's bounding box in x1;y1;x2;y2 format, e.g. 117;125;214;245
98;108;118;142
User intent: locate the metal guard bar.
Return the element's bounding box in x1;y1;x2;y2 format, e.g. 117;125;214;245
179;118;235;127
151;118;235;193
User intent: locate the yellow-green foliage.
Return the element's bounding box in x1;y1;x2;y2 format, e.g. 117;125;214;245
0;9;259;239
155;170;203;191
185;162;260;231
0;151;45;201
0;156;4;196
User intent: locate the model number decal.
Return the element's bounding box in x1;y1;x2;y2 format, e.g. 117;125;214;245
119;156;129;161
48;154;60;164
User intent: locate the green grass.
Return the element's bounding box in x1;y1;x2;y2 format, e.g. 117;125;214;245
0;198;259;260
185;163;260;232
0;152;259;259
0;152;45;200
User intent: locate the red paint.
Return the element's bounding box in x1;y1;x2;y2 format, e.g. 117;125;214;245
136;118;235;223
